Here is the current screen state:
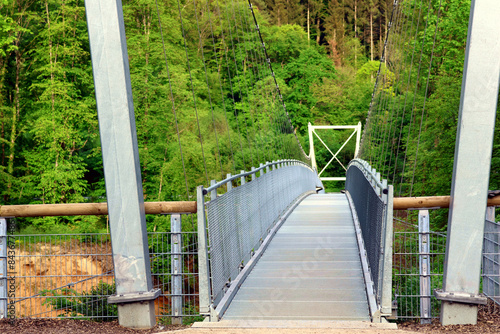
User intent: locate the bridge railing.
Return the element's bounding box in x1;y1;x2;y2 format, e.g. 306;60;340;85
482;213;500;306
196;160;323;319
0;216;199;323
345;159;393;321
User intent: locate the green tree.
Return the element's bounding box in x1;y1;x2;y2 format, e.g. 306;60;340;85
23;0;97;204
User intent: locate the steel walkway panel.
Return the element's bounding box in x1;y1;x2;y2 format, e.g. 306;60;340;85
223;300;369;320
233;287;368;301
253;261;363;271
240;277;365;289
222;193;370;321
266;241;358;249
248;268;363;278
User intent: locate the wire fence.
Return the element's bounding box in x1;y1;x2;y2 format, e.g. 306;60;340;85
393;210;500;322
483;218;500;306
392;212;447;321
2;216;201;324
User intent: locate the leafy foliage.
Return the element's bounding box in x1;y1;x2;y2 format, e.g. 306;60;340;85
42;281;118;321
1;0;493;235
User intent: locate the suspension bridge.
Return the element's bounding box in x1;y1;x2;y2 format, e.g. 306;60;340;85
1;0;500;330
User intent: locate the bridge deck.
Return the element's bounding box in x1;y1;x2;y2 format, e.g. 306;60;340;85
222;193;370;321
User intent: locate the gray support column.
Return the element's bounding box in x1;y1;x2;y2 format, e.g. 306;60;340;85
197;186;211;315
171;214;183;325
419;210;431;324
440;0;500;325
84;0;156;328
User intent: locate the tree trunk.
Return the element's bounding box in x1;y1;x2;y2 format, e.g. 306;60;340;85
316;17;321;44
380;13;383;58
354;0;357;69
0;60;5;166
307;2;310;45
370;10;374;61
8;48;21;195
45;1;55;110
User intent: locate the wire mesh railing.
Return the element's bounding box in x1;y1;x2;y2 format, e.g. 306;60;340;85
483;218;500;306
392;213;446;321
345;158;393;320
392;209;500;322
197;160;322;318
0;217;201;324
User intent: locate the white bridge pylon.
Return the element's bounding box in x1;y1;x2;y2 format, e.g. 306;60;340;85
308;122;362;182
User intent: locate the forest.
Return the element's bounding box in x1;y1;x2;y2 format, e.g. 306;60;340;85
0;0;498;233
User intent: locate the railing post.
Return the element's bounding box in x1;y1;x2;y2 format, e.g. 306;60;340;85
210;180;217;201
0;218;6;319
380;184;393;318
171;214;183;325
226;174;232;191
240;171;245;185
367;166;373;187
486;207;495;222
266;162;270;173
419;210;431;324
259;163;264;177
375;172;381;196
272;161;276;171
197;186;211;315
251;167;256;181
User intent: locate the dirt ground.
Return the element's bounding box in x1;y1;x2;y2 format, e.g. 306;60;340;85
1;303;500;334
0;318;188;334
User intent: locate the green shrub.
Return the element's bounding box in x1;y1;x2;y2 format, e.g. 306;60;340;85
43;281;117;321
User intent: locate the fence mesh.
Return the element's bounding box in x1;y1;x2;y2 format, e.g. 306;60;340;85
483;218;500;306
205;163;320;305
392;213;447;320
2;216;200;323
345;165;385;303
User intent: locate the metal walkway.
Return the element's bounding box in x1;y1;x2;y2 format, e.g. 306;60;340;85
222;193;370;321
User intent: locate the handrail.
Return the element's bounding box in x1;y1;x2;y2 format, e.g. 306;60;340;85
0;201;197;217
204;159;313;193
4;194;489;217
347;159;387;194
394;195;500;210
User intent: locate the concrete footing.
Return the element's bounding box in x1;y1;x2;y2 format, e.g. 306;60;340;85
440;302;478;326
117;301;156;329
